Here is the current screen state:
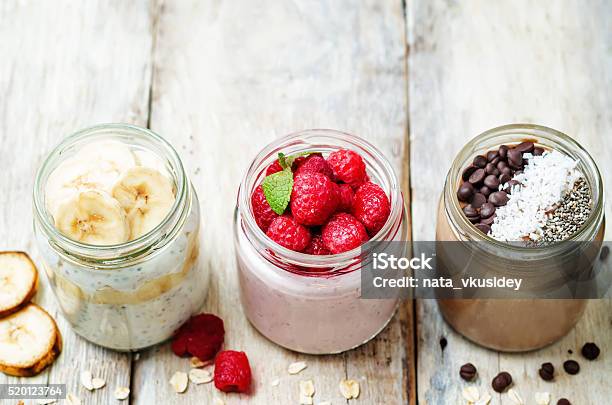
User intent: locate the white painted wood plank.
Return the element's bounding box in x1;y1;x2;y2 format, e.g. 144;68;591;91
0;1;153;403
133;0;410;403
407;1;611;404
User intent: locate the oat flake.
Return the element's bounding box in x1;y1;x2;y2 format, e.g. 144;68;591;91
80;371;94;391
535;392;551;405
339;379;360;399
66;393;81;405
114;386;130;400
189;368;213;384
92;377;106;389
475;392;492;405
462;386;480;402
36;399;57;405
300;380;315;397
170;371;189;393
288;361;308;375
270;377;280;387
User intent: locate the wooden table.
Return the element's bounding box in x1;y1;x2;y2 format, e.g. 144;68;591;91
0;1;609;404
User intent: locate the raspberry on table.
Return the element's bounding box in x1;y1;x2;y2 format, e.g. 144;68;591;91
214;350;252;393
322;213;369;254
171;314;224;361
265;160;283;176
335;183;355;212
327;149;367;188
266;215;312;252
251;185;279;231
295;154;334;179
290;172;338;226
304;234;331;255
352;182;391;235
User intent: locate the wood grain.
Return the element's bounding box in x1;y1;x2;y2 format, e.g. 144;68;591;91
407;0;612;404
131;0;410;403
0;1;153;403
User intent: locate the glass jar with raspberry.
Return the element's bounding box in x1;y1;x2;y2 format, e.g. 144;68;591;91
234;129;408;354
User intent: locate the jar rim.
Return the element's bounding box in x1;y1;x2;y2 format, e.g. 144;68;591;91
237;128;404;268
444;123;605;253
33;123;189;262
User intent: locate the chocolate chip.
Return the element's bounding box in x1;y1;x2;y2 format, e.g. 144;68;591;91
479;185;491;197
463;205;478;217
496;160;508;171
489;156;500;165
600;246;609;261
486;150;498;162
457;182;474;202
475;223;491;234
538;362;555;381
489;191;509;206
462;165;478;181
515;141;535;153
501;166;512;176
470;193;487;208
473;155;487;168
498;145;508;158
581;342;600;360
563;360;580;375
491;371;512;393
480;214;496;226
499;173;512;184
459;363;477;381
468;168;486;184
508;149;523;166
485;163;499;176
484;175;500;189
533;147;545;156
467;215;481;224
480;203;495;219
557;399;571;405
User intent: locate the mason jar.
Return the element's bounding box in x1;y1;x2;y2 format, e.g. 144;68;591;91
436;124;605;351
33;124;207;351
234;129;408;354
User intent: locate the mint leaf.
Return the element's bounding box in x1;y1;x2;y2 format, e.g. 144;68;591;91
262;170;293;215
277;151;313;171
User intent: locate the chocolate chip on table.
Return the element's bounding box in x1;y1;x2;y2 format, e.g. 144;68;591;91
515;141;535;153
563;359;580;375
468;168;486;184
457;182;474;202
498;145;508;158
459;363;477;381
462;165;478;181
491;371;512;393
489;191;509;206
470;193;487;208
480;203;496;219
473;155;488;168
538;362;555;381
581;342;600;360
479;185;492;197
475;223;491;234
557;399;571;405
484;174;500;189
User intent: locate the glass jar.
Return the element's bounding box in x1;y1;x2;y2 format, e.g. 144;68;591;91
33;124;207;351
436;124;605;351
234;129;408;354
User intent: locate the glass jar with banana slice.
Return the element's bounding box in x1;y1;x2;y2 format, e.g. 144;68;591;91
33;124;207;351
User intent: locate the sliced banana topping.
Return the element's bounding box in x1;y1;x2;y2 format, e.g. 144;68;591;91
0;252;38;317
112;167;175;239
55;190;130;245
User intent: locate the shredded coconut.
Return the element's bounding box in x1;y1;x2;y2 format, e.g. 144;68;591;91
490;150;581;241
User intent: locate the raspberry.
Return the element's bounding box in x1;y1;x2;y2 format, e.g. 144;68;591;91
265;160;283;176
266;215;311;252
352;182;391;235
335;183;354;212
291;156;308;171
327;149;367;187
171;314;224;361
214;350;252;393
304;234;331;255
295;154;334;179
251;185;279;231
322;213;369;254
290;172;338;226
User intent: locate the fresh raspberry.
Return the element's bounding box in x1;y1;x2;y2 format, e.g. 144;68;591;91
327;149;367;187
352;182;391;235
335;183;355;212
266;215;311;252
322;213;369;254
251;185;279;231
291;156;308;171
214;350;252;393
290;172;338;226
304;234;331;255
171;314;224;361
265;160;283;176
295;154;334;179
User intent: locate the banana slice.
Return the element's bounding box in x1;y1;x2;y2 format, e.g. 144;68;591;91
45;141;136;217
55;190;130;245
112;167;175;239
0;304;62;377
0;252;38;317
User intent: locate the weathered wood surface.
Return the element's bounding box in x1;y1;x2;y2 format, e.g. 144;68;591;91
408;1;612;404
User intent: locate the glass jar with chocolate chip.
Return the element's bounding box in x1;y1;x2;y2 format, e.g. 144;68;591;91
436;124;605;351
